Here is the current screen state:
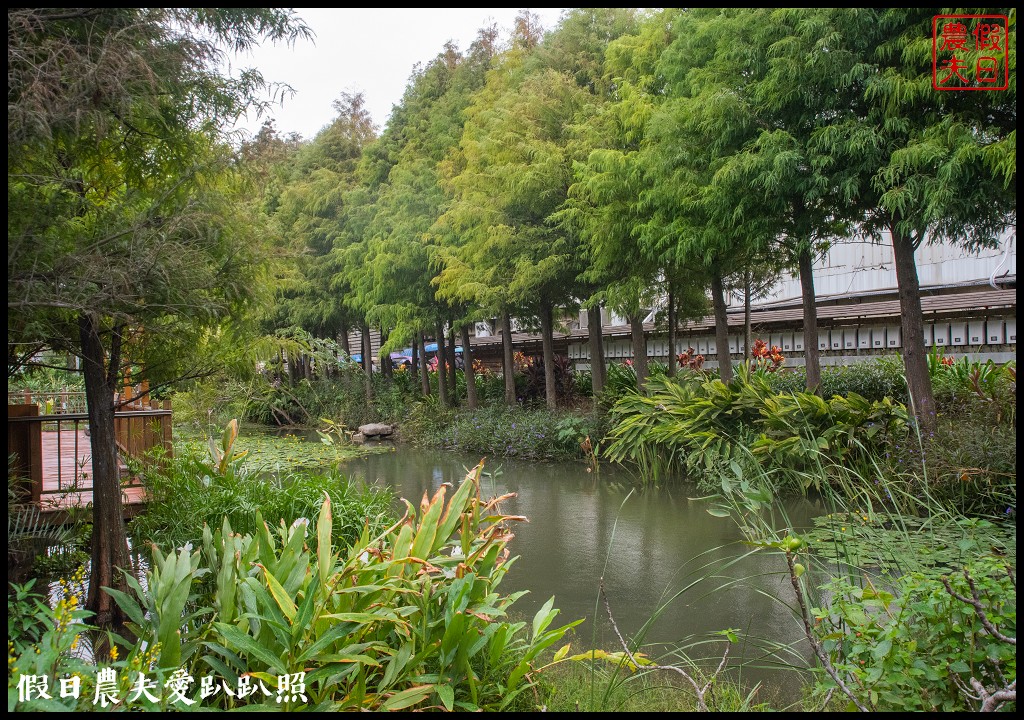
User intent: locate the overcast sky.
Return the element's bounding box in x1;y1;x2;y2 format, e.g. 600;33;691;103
228;7;568;141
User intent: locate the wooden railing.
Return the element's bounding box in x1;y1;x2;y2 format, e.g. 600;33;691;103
7;398;172;511
8;389;87;414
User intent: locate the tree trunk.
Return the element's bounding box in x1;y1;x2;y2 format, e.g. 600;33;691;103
891;226;936;435
540;302;557;409
710;272;733;382
744;270;753;362
417;331;430;397
303;354;312;381
667;285;677;378
501;310;516;405
79;313;130;627
340;325;350;356
587;305;605;396
461;324;478;410
435;320;449;407
628;311;649;390
798;246;821;394
447;326;459;406
380;328;393;382
361;324;373;403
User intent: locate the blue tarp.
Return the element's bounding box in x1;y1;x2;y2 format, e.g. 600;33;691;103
423;343;462;353
349;346;462;363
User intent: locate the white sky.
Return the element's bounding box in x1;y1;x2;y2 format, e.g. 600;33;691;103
229;7;568;141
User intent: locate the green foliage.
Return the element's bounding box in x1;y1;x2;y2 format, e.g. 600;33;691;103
598;361;640;408
752;391;908;487
603;366;908;491
6;364;83;394
237;368;419;429
767;358;909;404
887;415;1017;517
930;355;1016;426
706;443;1017;714
8;580;53;657
167;376;251;430
573;368;594;398
806;514;1016;575
129;439;394;554
403;404;606;462
196;476;579;709
13;463;582;711
540;659;772;712
812;557;1016;711
7;568;97;712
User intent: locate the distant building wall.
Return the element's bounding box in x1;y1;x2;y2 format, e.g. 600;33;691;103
732;230;1016;309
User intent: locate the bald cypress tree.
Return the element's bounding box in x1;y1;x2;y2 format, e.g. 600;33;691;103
8;8;311;624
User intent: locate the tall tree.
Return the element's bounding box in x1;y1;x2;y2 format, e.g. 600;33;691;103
680;9;853;393
436;26;594;408
641;9;782;383
764;8;1015;431
266;91;377;371
7;8;311;623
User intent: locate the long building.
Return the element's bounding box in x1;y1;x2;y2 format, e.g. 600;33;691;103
466;231;1017;369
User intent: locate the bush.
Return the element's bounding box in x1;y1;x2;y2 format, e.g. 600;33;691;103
812;556;1016;711
129;440;395;553
883;413;1017;516
603;366;909;492
11;464;581;711
766;357;909;403
403;403;606;462
229;366;419;430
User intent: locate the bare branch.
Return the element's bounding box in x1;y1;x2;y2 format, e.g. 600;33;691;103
941;570;1016;646
599;577;730;712
972;678;1016;713
784;551;871;712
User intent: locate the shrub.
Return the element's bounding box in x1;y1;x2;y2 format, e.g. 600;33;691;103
603;366;909;492
766;357;909;403
884;413;1017;516
129;437;395;553
403;403;606;462
232;367;419;430
11;464;582;711
811;556;1016;711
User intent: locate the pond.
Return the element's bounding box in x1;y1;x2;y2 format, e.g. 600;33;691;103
340;443;826;701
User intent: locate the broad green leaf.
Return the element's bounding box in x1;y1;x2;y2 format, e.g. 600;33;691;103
382;684;434;711
214;622;287;674
259;564;297;623
436;684;455;712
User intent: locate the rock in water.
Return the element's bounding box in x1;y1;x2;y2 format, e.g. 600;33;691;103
357;423;393;438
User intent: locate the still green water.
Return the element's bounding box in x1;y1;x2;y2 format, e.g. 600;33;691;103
341;443;826;700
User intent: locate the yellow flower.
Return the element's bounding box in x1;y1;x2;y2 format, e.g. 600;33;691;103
109;645;119;662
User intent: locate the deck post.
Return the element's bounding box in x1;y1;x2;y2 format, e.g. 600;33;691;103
8;404;43;504
162;398;174;460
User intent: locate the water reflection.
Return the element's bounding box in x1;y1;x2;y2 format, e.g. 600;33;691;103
341;446;826;700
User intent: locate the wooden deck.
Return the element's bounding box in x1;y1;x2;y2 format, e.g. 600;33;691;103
37;428;147;515
9;400;171;522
